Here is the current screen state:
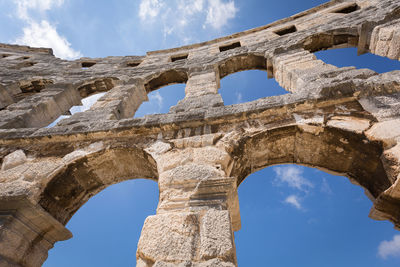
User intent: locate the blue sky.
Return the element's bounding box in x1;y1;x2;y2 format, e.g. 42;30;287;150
1;0;400;266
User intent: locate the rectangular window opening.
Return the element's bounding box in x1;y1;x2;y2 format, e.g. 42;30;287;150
81;62;96;68
219;42;241;52
333;4;359;14
171;54;188;62
274;25;297;36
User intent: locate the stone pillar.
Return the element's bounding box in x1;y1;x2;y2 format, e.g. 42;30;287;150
368;19;400;60
0;199;72;267
169;70;224;113
137;135;240;267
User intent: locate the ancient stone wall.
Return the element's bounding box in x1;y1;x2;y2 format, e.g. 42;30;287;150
1;0;400;266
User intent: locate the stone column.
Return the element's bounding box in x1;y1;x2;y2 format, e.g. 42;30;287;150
368;19;400;60
137;135;240;267
169;70;224;113
0;199;72;267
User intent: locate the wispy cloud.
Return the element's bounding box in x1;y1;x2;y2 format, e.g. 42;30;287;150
321;177;333;195
378;235;400;259
138;0;164;21
138;0;237;43
205;0;237;29
273;165;314;192
13;0;65;20
149;91;163;112
12;0;81;59
284;195;302;210
235;92;243;103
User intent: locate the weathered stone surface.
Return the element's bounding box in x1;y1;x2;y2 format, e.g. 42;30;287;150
327;116;370;134
1;150;27;171
199;209;235;261
366;119;400;147
1;0;400;266
137;212;200;263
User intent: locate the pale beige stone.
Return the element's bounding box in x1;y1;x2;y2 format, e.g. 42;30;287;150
199;209;235;261
1;150;27;171
366;119;400;146
137;212;199;263
327;116;370;134
1;1;400;266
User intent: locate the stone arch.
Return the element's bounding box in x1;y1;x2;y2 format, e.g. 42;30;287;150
302;31;359;53
232;122;392;218
38;143;158;225
144;69;188;93
218;53;267;79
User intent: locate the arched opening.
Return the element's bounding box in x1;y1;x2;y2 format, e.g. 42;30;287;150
231;120;400;265
217;53;289;105
231;125;390;198
43;179;159;267
38;144;157;224
134;84;185;117
303;33;358;53
47;92;105;127
144;69;188;93
314;47;400;73
132;69;188;117
235;164;400;266
218;54;267;79
34;143;158;266
219;70;288;105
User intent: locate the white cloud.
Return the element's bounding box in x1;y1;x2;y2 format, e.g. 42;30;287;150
321;177;333;195
235;92;243;103
178;0;204;15
138;0;237;41
205;0;237;29
139;0;164;21
15;20;81;60
149;91;163;111
11;0;81;60
13;0;64;20
284;195;302;210
273;166;314;192
378;235;400;259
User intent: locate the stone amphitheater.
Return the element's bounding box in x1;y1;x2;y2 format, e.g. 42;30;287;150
1;0;400;266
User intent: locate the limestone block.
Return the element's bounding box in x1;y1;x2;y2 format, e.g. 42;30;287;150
199;209;235;262
185;72;219;98
193;259;236;267
1;150;27;171
386;175;400;199
366;119;400;147
0;159;62;185
327;116;370;134
137;212;199;263
62;142;105;163
152;260;236;267
193;146;231;173
382;143;400;183
293;114;324;125
157;149;193;173
159;164;224;190
370;20;400;60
